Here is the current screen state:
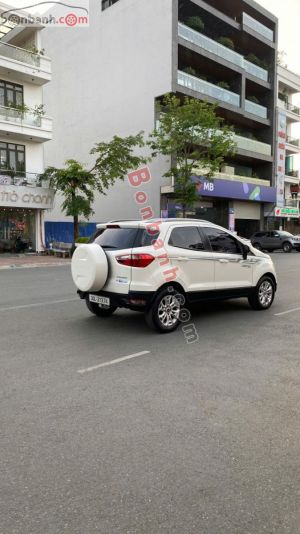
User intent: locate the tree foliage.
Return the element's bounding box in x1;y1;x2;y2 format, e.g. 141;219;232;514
149;94;236;216
90;132;148;193
41;133;149;245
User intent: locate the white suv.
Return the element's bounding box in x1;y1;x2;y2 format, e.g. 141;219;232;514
71;219;277;333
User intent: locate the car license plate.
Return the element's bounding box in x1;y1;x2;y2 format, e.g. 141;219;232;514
89;294;110;307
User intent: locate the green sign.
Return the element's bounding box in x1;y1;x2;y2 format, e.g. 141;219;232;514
275;207;299;218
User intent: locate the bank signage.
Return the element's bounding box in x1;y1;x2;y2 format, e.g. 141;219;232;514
0;185;55;210
275;206;300;218
192;176;276;203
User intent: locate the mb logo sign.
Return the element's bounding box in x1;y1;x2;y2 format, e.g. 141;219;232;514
203;182;215;192
195;179;215;194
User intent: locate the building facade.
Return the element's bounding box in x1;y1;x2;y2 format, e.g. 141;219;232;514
274;65;300;233
0;9;53;252
42;0;278;241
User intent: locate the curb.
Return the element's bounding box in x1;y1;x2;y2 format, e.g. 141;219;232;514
0;262;71;271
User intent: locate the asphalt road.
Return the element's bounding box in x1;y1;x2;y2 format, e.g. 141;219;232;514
1;254;300;534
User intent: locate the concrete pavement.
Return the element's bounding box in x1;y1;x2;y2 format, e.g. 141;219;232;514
1;255;300;533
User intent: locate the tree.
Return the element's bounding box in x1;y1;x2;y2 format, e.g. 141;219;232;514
90;132;148;190
41;133;148;246
149;94;236;217
40;159;97;246
277;50;288;68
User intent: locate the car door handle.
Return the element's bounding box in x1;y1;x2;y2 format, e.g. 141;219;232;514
219;259;229;264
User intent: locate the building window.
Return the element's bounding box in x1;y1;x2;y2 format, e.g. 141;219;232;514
101;0;119;11
0;80;23;108
0;142;25;175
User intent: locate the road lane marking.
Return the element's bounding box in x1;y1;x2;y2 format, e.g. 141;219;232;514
0;298;78;312
77;351;151;374
275;307;300;317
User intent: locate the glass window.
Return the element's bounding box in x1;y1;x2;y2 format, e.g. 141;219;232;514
0;142;26;174
0;80;23;108
169;226;206;251
202;227;242;255
93;228;139;250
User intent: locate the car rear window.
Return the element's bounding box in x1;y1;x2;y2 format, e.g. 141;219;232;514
92;228;160;250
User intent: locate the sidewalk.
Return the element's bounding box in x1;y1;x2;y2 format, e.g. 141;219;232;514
0;254;71;270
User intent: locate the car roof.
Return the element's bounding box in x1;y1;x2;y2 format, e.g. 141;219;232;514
97;218;216;229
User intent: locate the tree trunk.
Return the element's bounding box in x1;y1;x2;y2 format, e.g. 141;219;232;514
182;204;187;218
73;215;79;245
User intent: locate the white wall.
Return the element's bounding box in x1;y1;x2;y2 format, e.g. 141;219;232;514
42;0;174;222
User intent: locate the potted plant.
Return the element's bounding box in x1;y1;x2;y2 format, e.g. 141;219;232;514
185;15;204;33
218;37;235;50
217;81;230;90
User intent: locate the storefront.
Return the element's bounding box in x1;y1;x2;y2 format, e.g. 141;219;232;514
163;177;276;238
0;184;54;252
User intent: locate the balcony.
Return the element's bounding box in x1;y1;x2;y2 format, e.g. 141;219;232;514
242;12;274;42
177;70;240;107
244;60;268;83
0;105;53;142
233;134;272;157
245;99;268;119
278;99;300;116
0;41;51;86
178;23;269;83
0;171;49;187
286;136;300;148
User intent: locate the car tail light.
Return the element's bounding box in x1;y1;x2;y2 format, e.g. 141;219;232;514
116;254;155;268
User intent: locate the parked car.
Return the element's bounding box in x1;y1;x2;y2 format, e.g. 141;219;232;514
251;230;300;253
71;219;278;333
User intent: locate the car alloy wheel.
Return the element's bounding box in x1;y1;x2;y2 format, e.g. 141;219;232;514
253;242;262;251
145;286;184;333
258;281;274;308
157;294;181;328
248;276;275;311
283;242;292;253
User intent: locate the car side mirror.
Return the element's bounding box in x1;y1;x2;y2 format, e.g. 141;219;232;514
242;245;250;260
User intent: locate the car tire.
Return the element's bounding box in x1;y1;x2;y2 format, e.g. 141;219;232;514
282;241;292;253
253;242;262;251
248;276;275;311
86;297;117;317
145;287;184;333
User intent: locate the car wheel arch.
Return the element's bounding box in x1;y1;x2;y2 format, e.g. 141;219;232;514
255;272;277;291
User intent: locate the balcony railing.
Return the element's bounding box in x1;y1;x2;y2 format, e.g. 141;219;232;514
0;41;40;67
286;136;300;148
243;12;274;42
285;199;299;208
178;71;240;107
244;60;268;82
278;99;300;115
286;170;300;178
0;171;48;187
178;23;244;68
0;105;42;127
178;23;269;83
245;99;268;119
233;134;271;156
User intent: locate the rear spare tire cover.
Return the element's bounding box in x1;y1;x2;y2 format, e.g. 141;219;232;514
71;244;108;292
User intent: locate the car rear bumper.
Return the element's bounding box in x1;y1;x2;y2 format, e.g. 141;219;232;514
77;289;155;309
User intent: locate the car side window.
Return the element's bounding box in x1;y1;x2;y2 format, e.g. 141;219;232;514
169;226;206;251
202;227;242;255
